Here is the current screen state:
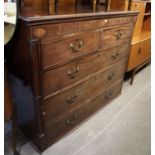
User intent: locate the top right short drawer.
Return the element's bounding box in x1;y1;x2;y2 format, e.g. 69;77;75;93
101;24;133;50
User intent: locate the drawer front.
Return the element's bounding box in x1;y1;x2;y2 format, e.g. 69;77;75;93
45;80;122;146
32;16;136;39
42;45;130;97
41;31;100;69
127;39;151;71
44;60;126;124
101;24;133;50
140;39;151;60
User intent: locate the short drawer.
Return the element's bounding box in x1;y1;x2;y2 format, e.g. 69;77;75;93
41;31;100;68
127;39;151;71
101;24;133;50
45;80;122;146
42;45;130;97
43;60;126;124
32;16;136;39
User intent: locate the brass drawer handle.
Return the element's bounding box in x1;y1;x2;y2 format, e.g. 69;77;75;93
69;40;84;53
111;53;119;60
115;31;123;39
68;67;80;79
105;91;113;99
66;115;78;125
108;73;115;81
66;93;79;104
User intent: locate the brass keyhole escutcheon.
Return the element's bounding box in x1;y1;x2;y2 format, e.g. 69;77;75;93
138;48;142;55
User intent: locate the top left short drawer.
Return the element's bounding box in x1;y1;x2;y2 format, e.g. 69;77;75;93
40;31;100;69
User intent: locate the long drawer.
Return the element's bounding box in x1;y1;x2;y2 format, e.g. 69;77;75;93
101;24;133;50
32;16;136;40
42;45;130;97
41;31;100;69
43;60;126;125
45;80;122;146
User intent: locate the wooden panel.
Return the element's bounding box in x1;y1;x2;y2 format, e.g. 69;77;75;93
131;1;145;42
49;0;55;15
42;44;130;96
142;15;151;32
44;60;126;124
45;80;122;146
41;31;100;68
139;38;151;60
145;2;151;14
57;0;77;5
101;24;133;50
125;0;129;11
127;39;150;71
109;0;126;11
131;1;145;14
127;42;140;71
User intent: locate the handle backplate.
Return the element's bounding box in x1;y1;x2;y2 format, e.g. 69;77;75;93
69;40;84;53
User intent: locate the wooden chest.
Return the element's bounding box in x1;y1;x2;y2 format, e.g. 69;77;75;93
5;11;137;151
126;1;151;85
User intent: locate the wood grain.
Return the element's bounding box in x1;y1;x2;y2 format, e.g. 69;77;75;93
45;80;123;146
41;31;100;68
42;45;130;97
44;60;126;124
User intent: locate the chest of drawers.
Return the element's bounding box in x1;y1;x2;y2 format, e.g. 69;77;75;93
5;11;137;151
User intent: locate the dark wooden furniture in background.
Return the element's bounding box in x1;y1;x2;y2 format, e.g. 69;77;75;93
19;0;129;15
126;0;151;84
5;1;138;152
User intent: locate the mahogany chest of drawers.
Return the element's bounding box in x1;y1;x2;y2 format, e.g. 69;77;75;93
5;11;137;151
